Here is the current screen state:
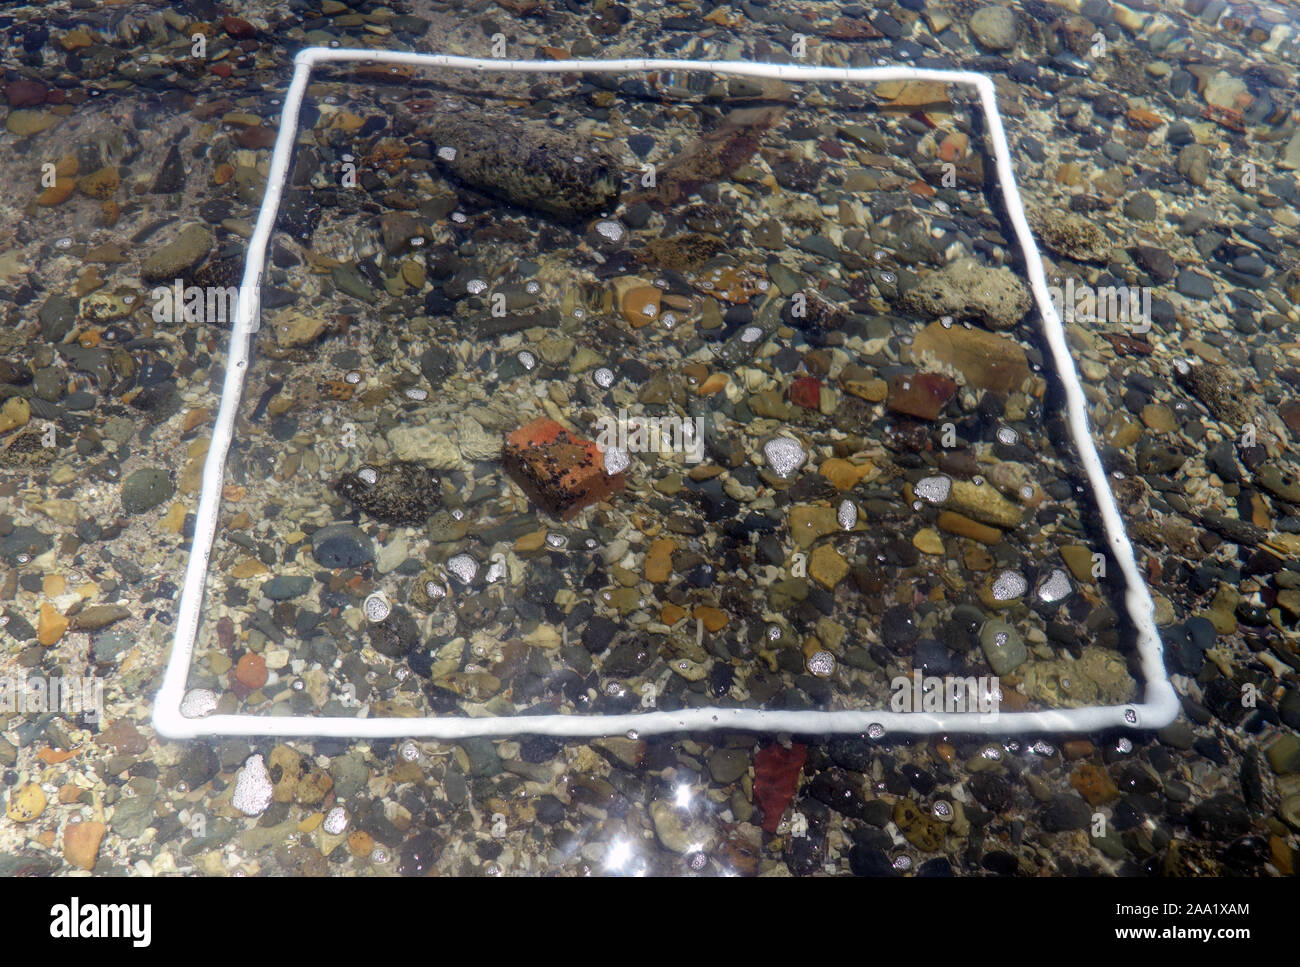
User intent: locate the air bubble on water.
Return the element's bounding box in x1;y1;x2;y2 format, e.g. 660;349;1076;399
324;806;348;835
837;499;858;530
740;325;763;343
626;730;639;740
1037;568;1072;603
997;426;1019;446
363;592;391;623
806;651;836;678
767;625;782;642
661;312;677;329
451;212;468;223
55;237;73;250
573;307;587;320
447;553;478;584
323;94;339;104
525;280;540;294
16;553;30;565
345;370;362;384
940;315;954;328
399;740;421;762
1116;737;1133;754
517;350;536;371
867;723;886;739
545;533;568;549
404;387;429;401
357;466;378;486
981;744;1003;761
485;559;506;584
467;278;487;295
1030;740;1055;756
451;508;465;521
914;475;952;505
1019;485;1034;500
763;437;806;478
425;580;446;599
991;570;1027;601
933;800;953;820
594;367;615;388
180;688;218;718
873;249;886;261
604;447;631;475
881;271;896;284
370;846;389;864
328;39;341;48
595;220;625;242
410;236;426;247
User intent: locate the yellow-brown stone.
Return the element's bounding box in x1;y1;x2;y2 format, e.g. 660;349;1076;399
38;602;68;646
936;510;1002;545
819;458;873;491
694;605;728;632
913;528;945;555
63;821;106;871
37;177;76;205
1070;763;1120;806
6;782;46;822
77;166;120;200
661;603;687;626
809;544;849;589
645;538;676;583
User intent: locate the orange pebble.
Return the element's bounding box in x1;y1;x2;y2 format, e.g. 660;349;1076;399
235;652;267;689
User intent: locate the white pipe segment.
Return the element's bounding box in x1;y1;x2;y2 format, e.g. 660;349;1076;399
152;49;1180;741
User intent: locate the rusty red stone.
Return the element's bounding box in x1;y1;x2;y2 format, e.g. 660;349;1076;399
789;376;822;410
5;79;47;107
887;371;957;421
754;742;807;834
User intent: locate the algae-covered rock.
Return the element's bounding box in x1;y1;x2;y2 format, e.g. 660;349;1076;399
426;115;621;218
899;257;1031;330
1021;646;1137;708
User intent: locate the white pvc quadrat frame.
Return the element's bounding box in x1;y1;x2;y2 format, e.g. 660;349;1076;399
153;47;1181;740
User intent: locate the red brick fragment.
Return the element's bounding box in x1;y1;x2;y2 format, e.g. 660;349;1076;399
503;417;625;521
754;743;806;834
887;372;956;421
789;376;822;410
